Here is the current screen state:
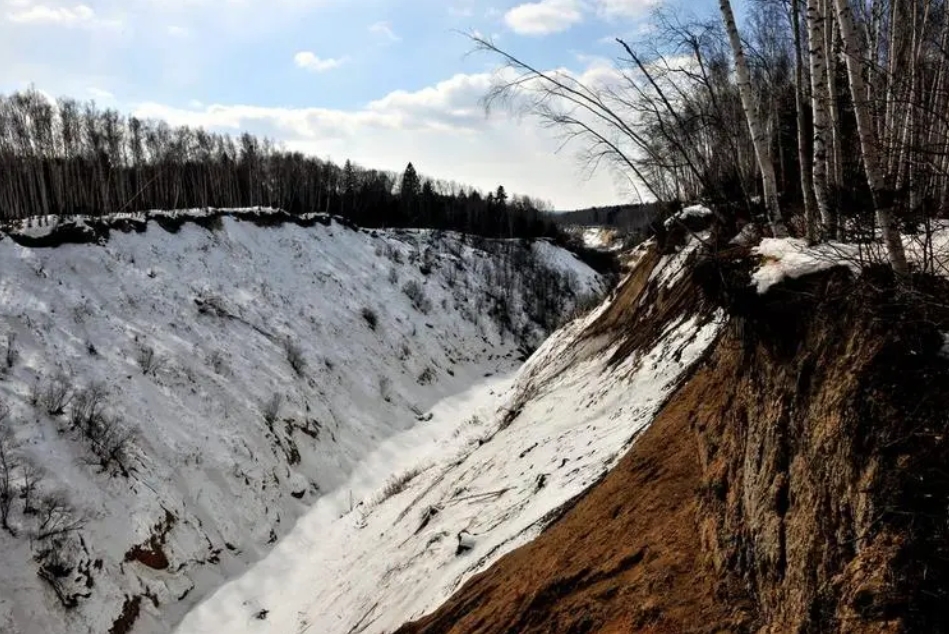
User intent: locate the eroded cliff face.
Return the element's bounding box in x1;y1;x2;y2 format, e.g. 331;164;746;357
695;260;949;633
399;247;949;634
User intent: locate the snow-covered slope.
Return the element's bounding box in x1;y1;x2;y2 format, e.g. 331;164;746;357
0;214;603;634
176;236;722;634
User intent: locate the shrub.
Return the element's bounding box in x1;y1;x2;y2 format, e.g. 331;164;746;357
85;414;136;476
136;345;163;376
31;492;86;608
69;383;109;434
384;244;404;264
0;406;17;534
206;349;227;375
38;371;74;416
32;491;85;541
379;376;392;402
378;467;422;502
20;462;42;516
388;267;399;285
417;367;435;385
5;333;17;370
402;280;432;314
361;307;379;331
283;338;306;377
261;393;282;428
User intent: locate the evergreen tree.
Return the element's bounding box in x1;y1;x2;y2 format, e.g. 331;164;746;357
421;179;436;227
400;163;420;198
400;162;421;222
342;160;357;216
495;185;508;208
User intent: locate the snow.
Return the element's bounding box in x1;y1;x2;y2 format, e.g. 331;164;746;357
582;227;612;249
176;245;724;634
530;239;602;294
752;238;860;293
664;204;712;228
0;214;602;634
650;234;705;290
752;223;949;294
578;227;624;251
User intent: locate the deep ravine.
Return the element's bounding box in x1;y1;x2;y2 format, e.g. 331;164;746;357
0;211;604;634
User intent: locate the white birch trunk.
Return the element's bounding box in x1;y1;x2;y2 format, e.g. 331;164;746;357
808;0;835;237
793;0;818;241
833;0;909;274
719;0;788;237
824;0;844;203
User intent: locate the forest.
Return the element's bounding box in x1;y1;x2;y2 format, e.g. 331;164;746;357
473;0;949;275
0;90;560;240
553;203;660;233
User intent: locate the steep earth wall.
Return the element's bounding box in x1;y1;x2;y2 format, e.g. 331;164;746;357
399;249;949;633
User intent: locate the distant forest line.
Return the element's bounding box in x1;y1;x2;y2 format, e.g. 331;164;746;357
0;89;570;241
553;204;661;233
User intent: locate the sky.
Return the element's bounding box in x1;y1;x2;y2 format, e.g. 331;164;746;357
0;0;713;210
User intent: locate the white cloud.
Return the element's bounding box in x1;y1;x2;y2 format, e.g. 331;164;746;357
594;0;657;18
132;72;493;138
448;2;474;18
131;102;403;139
293;51;345;73
503;0;582;36
87;87;115;101
368;20;400;42
129;69;629;208
7;2;94;24
167;24;189;37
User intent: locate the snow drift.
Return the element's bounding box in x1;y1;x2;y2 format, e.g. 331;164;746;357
0;212;602;634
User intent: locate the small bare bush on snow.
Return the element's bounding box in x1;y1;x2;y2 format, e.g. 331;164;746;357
32;492;87;609
206;349;228;375
136;344;163;376
5;333;18;370
0;404;16;534
377;467;422;503
283;338;307;377
85;414;136;477
68;382;109;433
32;491;85;542
35;371;74;416
261;393;282;428
361;307;379;331
402;280;432;314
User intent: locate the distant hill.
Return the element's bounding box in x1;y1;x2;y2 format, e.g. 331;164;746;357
552;203;662;233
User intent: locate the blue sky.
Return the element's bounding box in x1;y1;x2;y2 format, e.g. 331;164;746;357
0;0;715;209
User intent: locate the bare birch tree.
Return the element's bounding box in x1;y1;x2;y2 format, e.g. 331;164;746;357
719;0;788;236
807;0;835;237
832;0;909;274
792;0;819;241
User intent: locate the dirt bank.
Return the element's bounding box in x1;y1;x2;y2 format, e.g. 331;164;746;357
398;253;949;633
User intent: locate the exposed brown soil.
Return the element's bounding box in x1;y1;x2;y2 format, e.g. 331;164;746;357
399;254;949;634
108;595;142;634
400;357;748;634
124;509;176;570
